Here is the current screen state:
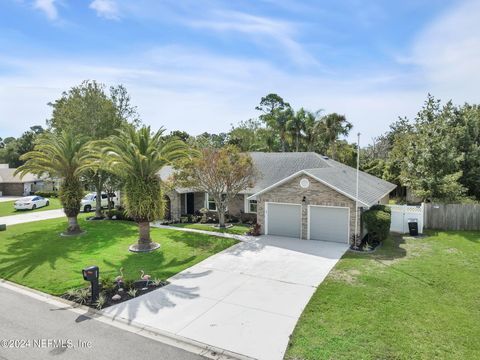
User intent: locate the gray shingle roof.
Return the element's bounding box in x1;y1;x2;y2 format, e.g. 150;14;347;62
304;167;396;206
244;152;332;194
159;152;396;204
0;168;39;183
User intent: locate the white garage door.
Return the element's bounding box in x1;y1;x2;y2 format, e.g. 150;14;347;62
308;206;349;243
266;202;302;238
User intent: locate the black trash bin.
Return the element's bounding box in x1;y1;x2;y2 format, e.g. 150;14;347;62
408;219;418;236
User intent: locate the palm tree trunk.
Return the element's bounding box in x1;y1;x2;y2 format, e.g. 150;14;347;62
67;216;81;234
95;187;103;218
138;221;152;247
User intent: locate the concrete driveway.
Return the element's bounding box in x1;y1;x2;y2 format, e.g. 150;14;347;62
104;236;348;360
0;209;65;226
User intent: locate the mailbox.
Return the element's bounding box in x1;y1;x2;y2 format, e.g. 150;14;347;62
82;266;99;281
82;266;100;302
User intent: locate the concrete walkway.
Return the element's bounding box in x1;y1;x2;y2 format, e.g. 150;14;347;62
151;222;253;242
0;196;20;203
0;209;65;226
103;236;348;360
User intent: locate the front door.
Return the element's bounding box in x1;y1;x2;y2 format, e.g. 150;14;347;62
186;193;195;214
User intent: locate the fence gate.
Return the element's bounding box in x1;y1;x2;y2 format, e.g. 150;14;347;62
388;204;424;234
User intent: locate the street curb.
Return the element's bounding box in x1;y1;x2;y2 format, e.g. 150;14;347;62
0;279;255;360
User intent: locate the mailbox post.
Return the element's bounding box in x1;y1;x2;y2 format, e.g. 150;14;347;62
82;266;99;302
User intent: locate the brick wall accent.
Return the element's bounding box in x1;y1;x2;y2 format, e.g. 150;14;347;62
0;183;25;196
166;190;181;221
257;174;360;242
227;194;245;217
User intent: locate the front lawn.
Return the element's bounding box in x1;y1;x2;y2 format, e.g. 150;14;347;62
286;231;480;360
171;222;250;235
0;198;62;217
0;215;237;295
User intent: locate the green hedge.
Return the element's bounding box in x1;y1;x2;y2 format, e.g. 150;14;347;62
34;191;58;198
368;204;391;214
362;208;391;242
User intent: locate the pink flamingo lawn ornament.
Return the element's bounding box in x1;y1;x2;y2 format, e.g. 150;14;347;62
115;267;124;283
115;267;124;290
140;270;151;288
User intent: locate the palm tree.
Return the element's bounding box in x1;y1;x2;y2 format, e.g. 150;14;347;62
319;113;353;159
303;110;322;151
287;108;307;152
102;126;188;252
15;131;88;235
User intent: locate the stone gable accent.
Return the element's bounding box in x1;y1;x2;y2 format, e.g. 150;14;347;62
257;174;360;242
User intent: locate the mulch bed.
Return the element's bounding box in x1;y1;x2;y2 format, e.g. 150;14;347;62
62;280;169;309
349;235;382;253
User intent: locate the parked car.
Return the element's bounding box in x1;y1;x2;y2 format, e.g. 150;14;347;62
14;196;49;210
80;192;119;212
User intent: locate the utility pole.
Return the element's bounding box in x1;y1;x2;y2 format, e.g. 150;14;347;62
354;132;360;248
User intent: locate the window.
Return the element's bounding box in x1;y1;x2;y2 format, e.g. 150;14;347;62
101;194;108;199
244;195;257;213
208;196;217;211
205;193;226;212
248;199;257;213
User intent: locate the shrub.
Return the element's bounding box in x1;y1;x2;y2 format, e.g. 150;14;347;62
362;208;391;242
34;191;58;198
247;223;262;236
369;204;391;214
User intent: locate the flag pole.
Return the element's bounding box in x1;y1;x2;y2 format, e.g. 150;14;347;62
354;132;360;249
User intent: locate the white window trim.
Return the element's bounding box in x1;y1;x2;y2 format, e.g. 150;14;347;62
244;194;257;214
205;193;218;212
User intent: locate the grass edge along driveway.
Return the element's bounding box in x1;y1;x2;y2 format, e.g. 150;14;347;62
0;214;237;295
285;231;480;360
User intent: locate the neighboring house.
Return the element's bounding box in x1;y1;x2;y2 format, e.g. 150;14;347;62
0;164;54;196
159;152;396;243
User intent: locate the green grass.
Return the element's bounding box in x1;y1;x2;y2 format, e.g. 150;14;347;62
0;198;62;217
0;214;237;295
171;222;251;235
286;231;480;360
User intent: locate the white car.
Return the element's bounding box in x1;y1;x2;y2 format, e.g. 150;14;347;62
81;192;119;212
14;196;50;210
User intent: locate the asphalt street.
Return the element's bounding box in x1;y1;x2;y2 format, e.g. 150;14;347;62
0;285;208;360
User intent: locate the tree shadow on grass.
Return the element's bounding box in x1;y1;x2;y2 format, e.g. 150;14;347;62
0;220;137;284
163;229;238;253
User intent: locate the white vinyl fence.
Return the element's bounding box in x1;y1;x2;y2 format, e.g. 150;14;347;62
388;204;424;234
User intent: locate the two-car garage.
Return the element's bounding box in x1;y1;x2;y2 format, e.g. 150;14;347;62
265;202;350;243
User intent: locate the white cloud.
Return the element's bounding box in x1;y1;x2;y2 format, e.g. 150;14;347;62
0;48;419;143
405;0;480;103
33;0;58;20
89;0;120;20
186;10;318;67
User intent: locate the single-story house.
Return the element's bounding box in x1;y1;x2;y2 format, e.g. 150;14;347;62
159;152;396;243
0;164;53;196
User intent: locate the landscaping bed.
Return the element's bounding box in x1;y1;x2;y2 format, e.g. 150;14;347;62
62;278;169;309
285;231;480;360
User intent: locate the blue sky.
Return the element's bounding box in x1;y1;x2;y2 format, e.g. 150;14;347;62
1;0;479;144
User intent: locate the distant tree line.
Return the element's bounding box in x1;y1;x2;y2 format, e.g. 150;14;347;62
362;94;480;203
6;80;480;204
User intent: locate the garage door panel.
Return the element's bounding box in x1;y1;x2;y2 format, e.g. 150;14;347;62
267;203;301;238
309;206;349;243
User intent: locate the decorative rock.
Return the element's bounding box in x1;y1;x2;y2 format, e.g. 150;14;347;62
112;294;121;301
